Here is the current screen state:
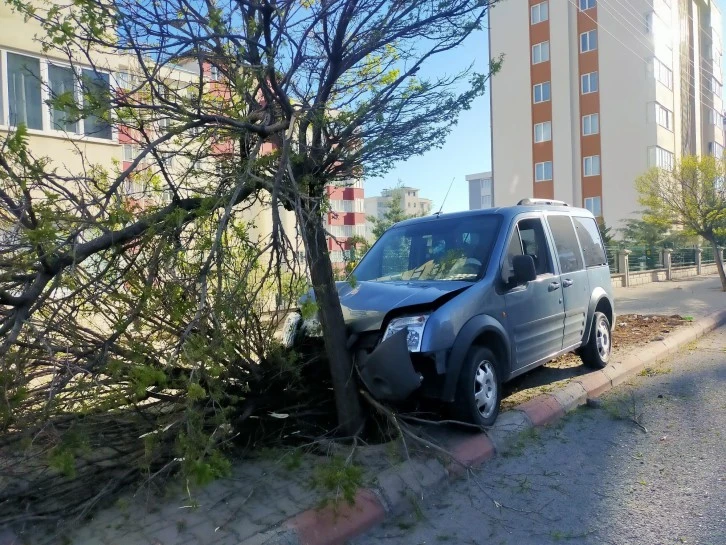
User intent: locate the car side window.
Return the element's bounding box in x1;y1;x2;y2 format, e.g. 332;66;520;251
546;215;585;273
572;216;607;267
518;218;552;276
502;218;552;285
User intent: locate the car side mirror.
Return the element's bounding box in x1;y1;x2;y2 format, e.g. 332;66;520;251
512;254;537;285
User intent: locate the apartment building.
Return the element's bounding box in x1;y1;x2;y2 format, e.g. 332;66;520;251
466;171;494;209
0;3;362;269
365;186;432;220
325;179;367;264
490;0;724;229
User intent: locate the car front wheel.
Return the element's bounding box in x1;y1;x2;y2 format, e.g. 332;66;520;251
580;311;612;369
450;346;501;428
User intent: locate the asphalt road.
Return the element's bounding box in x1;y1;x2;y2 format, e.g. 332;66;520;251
356;328;726;545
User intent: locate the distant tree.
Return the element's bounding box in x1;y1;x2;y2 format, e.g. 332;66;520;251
369;183;425;240
619;217;669;247
636;155;726;291
596;218;615;247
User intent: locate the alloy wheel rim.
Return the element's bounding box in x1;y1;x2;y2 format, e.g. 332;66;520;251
474;360;497;419
596;318;610;360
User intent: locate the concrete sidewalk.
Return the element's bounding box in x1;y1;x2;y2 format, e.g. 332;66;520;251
615;274;725;319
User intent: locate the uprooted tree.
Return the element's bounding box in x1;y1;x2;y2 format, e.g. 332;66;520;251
0;0;500;527
636;154;726;291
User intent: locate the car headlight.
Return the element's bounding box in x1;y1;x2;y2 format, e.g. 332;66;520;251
382;314;429;352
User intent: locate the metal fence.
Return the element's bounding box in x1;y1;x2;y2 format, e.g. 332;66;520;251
604;246;721;274
627;246;664;272
671;248;697;268
605;247;619;274
702;246;716;264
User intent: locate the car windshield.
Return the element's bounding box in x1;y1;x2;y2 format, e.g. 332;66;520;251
353;215;502;282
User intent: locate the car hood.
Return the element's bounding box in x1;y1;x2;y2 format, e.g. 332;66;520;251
333;280;472;333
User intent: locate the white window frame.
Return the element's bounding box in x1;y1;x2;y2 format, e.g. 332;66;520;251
122;144;135;161
533;81;551;103
531;2;548;25
708;141;724;158
582;113;600;136
711;76;722;96
580;30;597;53
534;121;552;143
581;72;598;94
583;155;601;176
648;146;674;169
532;41;550;64
584;196;602;216
579;0;596;10
0;48;116;142
535;161;553;182
46;60;82;136
655;103;673;131
653;57;673;89
709;108;724;127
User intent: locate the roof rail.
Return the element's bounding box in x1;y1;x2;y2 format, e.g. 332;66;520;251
517;198;569;207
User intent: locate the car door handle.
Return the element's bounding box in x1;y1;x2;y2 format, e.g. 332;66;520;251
548;282;560;292
562;279;574;288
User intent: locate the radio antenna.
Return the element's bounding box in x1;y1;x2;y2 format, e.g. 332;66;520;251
436;177;456;215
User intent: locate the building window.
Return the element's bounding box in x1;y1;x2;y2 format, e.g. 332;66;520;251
533;82;551;103
210;65;220;80
584;196;602;217
532;41;550;64
81;69;112;139
535;161;553;182
7;52;43;129
115;70;134;90
648;146;674;169
531;2;548;25
48;64;78;133
710;77;722;96
655;103;673;130
583;155;601;176
580;30;597;53
581;72;598;94
653;57;673;89
708;142;724;158
122;144;135;162
709;108;724;127
534;121;552;143
579;0;596;10
582;113;599;135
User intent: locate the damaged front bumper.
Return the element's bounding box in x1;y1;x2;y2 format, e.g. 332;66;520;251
356;329;423;401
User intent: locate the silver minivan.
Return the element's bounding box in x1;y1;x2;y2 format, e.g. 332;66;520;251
295;199;615;427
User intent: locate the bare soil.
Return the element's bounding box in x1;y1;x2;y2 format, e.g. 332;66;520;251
500;314;690;410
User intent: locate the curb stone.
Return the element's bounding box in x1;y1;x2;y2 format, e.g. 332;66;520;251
243;309;726;545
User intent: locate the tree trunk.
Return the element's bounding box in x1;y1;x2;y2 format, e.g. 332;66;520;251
710;239;726;291
302;213;365;436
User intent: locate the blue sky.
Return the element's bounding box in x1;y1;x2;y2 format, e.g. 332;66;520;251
365;25;491;214
368;1;726;214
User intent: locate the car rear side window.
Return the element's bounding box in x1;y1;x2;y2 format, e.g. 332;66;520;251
546;215;584;273
572;216;607;268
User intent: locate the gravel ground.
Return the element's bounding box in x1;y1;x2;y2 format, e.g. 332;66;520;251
356;328;726;545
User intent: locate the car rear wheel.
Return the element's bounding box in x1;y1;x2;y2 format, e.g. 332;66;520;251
450;346;501;428
580;311;612;369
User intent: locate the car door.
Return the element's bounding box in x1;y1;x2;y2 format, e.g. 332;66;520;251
545;214;591;350
502;216;565;370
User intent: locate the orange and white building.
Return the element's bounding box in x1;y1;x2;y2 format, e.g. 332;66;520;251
489;0;724;229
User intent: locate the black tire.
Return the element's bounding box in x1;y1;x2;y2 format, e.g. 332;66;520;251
450;346;502;428
580;311;612;369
